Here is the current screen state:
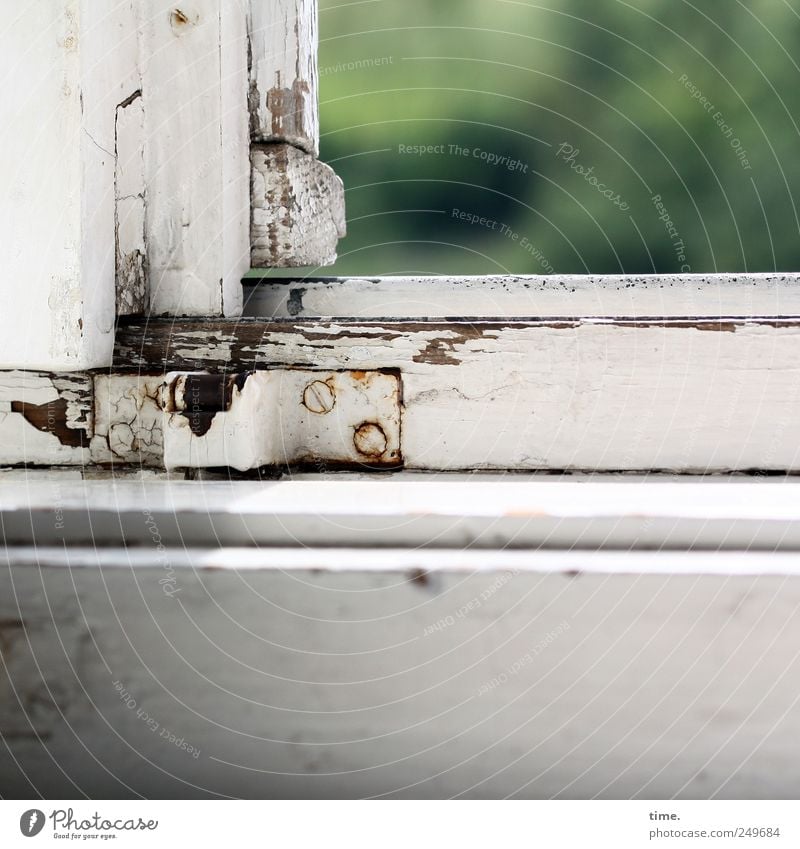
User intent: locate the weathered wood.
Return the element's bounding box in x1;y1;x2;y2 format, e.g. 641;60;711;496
0;3;139;369
161;369;401;471
7;475;800;550
2;552;800;798
1;1;263;367
115;92;147;315
247;0;319;154
243;273;800;318
251;143;346;267
114;315;800;472
141;0;249;316
246;2;345;268
90;374;164;466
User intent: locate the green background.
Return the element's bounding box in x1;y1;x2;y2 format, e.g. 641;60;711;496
290;0;800;276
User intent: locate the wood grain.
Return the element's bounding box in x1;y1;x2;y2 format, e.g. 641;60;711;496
114;315;800;471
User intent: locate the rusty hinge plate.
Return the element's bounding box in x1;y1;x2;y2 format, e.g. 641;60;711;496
91;370;402;471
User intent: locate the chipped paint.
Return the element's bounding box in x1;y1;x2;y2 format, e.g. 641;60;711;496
114;90;147;316
241;273;800;320
10;399;85;449
248;0;319;154
90;374;163;465
0;372;91;465
266;77;311;143
250;143;346;268
163;369;402;471
112;315;800;472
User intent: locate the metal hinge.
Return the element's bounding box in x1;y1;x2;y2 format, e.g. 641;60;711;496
90;369;402;471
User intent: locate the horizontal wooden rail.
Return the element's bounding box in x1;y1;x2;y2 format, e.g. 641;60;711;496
4;548;795;798
4;476;800;551
6;275;800;472
110;309;800;472
243;273;800;318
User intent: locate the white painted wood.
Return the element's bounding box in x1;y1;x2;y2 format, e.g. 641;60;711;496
243;273;800;318
2;557;799;798
0;0;260;368
162;369;400;470
141;0;249;317
8;309;800;473
222;0;253;316
9;544;800;576
0;2;139;369
116;315;800;472
247;0;319;154
90;373;164;465
5;476;800;550
250;143;346;267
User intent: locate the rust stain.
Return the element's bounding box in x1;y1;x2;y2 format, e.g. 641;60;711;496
170;8;191;29
169;373;244;438
10;399;84;448
173;373;235;413
353;422;387;458
184;411;217;438
267;78;310;141
302;379;336;414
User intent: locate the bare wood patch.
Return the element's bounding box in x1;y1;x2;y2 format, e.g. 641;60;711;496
112;316;800;372
0;372;92;465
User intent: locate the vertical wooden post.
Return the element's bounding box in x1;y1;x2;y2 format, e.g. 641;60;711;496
0;1;343;372
247;0;319;155
141;0;250;317
248;0;346;268
0;2;138;369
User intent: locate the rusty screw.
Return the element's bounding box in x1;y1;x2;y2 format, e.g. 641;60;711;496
302;380;336;414
353;422;387;457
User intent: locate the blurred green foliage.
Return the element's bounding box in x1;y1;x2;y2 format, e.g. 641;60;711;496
297;0;800;277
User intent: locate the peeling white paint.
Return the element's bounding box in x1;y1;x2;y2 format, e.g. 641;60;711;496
90;374;164;465
244;273;800;319
163;369;401;470
115;92;147;315
251;144;346;267
248;0;319;154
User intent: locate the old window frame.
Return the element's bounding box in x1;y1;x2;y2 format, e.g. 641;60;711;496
2;1;800;474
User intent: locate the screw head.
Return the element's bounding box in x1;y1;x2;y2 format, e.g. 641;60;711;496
302;380;336;414
353;422;387;457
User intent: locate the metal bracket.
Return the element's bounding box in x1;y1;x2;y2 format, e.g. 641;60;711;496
90;369;402;471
